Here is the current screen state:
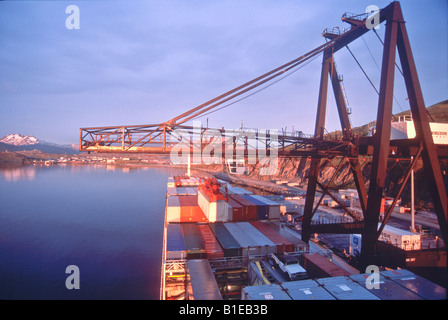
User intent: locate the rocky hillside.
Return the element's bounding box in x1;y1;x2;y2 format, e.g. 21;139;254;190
245;100;448;210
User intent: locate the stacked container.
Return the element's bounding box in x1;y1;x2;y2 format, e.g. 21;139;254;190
250;195;281;220
265;221;309;252
229;194;257;221
242;195;269;220
197;224;224;259
380;269;446;299
280;279;336;300
349;272;423;300
165;223;186;260
166;196;181;223
301;253;352;279
198;178;228;222
209;223;242;257
181;223;206;259
236;222;277;255
242;283;292;300
250;221;295;253
315;276;380;300
223;223;262;256
227;196;246;221
178;195;207;223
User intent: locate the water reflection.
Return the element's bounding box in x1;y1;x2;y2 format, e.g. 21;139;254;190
0;164;186;299
0;165;36;182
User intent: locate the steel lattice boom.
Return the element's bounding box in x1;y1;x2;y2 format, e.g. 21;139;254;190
79;1;448;271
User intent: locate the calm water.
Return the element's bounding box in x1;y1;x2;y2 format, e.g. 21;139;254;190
0;164;185;300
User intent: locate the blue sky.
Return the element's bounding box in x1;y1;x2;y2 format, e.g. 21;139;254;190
0;0;446;145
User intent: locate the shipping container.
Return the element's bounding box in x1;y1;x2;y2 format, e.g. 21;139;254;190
167;177;175;188
242;195;269;220
378;224;421;250
350;224;421;254
265;221;309;252
227;185;253;195
263;195;285;202
185;187;198;195
229;194;257;221
166;186;178;196
301;253;352;279
250;221;295;253
178;195;207;223
227;204;233;221
241;284;291;300
198;189;228;222
175;187;190;196
279;279;336;300
227;196;245;221
197;224;224;259
349;273;423;300
277;199;302;214
187;259;222;300
166;195;181;223
250;195;281;220
381;269;446;300
166;223;186;260
236;222;277;255
209;223;242;257
224;222;261;256
316;276;380;300
181;223;206;259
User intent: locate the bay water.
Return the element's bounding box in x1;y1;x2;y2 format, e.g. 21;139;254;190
0;164;185;300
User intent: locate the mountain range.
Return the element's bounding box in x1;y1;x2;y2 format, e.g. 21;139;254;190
0;133;79;154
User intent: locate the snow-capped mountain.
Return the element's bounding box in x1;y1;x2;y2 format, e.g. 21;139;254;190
0;133;39;146
0;133;79;154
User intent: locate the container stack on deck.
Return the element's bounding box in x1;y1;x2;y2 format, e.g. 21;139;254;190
242;269;446;300
162;175;309;300
161;176;446;300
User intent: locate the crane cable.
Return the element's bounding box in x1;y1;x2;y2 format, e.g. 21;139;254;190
373;29;435;122
190;51;322;121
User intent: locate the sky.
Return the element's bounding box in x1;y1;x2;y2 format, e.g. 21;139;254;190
0;0;447;145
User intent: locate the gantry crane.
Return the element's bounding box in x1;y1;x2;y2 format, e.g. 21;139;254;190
80;2;447;273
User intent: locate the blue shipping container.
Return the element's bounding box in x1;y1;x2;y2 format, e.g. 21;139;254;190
166;223;186;259
242;195;269;220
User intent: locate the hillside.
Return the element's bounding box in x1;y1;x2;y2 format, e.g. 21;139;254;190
246;100;448;210
351;99;448;137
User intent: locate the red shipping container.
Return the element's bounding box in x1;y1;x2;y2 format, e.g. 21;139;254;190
197;224;224;258
229;194;257;221
227;197;245;221
301;253;351;279
250;221;295;253
179;196;207;222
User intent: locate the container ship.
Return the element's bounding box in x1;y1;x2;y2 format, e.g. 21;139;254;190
160;175;446;300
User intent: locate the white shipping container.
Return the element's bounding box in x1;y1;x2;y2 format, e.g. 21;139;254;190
166;196;181;223
349;224;421;255
198;189;209;220
197;189;228;222
389;121;448;145
379;224;421;250
167;177;175;188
